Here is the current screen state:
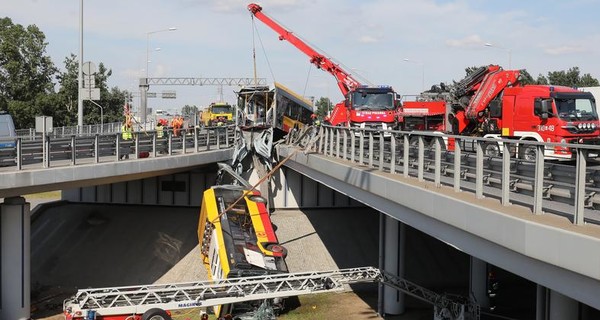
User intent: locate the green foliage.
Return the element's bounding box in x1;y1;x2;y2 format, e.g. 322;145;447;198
314;97;332;119
535;67;599;87
181;104;199;118
0;17;57;125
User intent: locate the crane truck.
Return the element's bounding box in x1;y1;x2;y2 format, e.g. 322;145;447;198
248;3;400;134
401;65;600;160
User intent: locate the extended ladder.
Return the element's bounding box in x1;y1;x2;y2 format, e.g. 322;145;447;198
64;267;380;317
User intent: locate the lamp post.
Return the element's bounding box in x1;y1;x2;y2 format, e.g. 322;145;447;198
403;58;425;92
142;27;176;126
484;42;511;68
146;27;176;79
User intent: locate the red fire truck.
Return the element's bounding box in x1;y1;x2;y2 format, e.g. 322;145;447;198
248;3;400;134
401;65;600;160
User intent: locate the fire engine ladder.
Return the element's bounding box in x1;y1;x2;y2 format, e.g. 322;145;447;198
379;270;480;320
64;267;380;316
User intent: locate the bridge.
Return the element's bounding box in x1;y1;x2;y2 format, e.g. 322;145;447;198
1;124;599;319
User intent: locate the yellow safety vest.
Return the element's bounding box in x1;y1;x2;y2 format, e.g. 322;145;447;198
121;125;132;140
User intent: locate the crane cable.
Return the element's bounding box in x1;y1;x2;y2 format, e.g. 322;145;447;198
210;146;301;224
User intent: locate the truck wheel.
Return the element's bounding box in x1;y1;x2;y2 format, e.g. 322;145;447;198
518;144;537;161
483;142;500;157
142;308;172;320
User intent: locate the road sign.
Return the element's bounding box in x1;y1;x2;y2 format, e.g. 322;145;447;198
80;88;101;101
162;90;176;99
82;61;96;75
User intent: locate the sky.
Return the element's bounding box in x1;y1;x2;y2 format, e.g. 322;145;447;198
2;0;600;115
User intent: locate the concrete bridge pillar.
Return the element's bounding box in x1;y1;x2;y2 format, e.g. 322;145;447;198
0;196;30;320
380;213;405;315
469;257;490;308
536;285;580;320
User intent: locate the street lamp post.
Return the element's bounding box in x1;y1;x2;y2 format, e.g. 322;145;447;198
141;27;176;127
403;58;425;92
484;43;511;69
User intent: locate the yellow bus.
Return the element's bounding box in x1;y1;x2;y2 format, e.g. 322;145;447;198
198;164;288;318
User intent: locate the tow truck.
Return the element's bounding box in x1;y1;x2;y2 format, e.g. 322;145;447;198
248;3;400;134
401;65;600;160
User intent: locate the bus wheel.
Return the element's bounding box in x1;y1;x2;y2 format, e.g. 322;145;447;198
483;142;501;157
142;308;172;320
518;144;537;161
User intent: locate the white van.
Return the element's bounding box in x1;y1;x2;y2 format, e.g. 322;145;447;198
0;113;17;166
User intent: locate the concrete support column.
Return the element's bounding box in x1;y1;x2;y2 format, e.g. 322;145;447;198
0;196;31;320
469;257;490;308
382;214;405;315
536;284;547;320
548;290;578;320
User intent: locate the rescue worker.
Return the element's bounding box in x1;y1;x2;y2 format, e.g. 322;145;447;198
311;113;321;126
155;121;164;139
120;120;133;159
171;116;183;137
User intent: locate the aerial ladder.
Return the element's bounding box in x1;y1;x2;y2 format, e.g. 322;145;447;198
64;267;479;320
247;3;400;132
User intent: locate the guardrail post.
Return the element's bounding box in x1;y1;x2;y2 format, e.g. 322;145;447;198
134;133;140;159
368;132;374;167
378;133;384;171
533;144;545;215
434;137;441;187
71;135;76;166
168;131;173;155
16;138;22;170
182;130;187;154
350;129;356;162
417;136;424;182
475;140;484;199
152;132;157;158
574;148;587;225
501;141;511;205
403;134;409;178
115;133;121;161
217;129;221;149
94;134;99;163
194;127;199;152
390;134;396;174
342;129;348;160
329;127;334;157
359;130;365;165
336;128;341;158
453;137;461;192
44;134;50;168
206;129;211;151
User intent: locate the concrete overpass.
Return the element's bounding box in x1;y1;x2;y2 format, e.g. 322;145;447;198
1;127;600;319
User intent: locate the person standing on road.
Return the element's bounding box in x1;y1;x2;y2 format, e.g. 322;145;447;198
120;120;133;159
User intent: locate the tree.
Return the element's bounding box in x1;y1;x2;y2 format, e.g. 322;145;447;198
181;104;199;119
0;17;57;126
535;67;599;87
314;97;332;119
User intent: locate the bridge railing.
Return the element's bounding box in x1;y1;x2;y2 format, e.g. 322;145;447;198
16;122;123;141
300;125;600;226
1;125;236;171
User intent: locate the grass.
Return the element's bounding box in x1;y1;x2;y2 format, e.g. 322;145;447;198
24;191;61;199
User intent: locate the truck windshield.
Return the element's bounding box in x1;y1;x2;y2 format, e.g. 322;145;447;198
212;106;232;114
555;97;598;121
352;92;394;111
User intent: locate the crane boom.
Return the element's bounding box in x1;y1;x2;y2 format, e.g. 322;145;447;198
248;3;360;96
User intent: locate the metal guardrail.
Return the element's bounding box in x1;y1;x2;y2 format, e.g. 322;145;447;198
296;125;600;226
1;125;236;170
15;122;125;141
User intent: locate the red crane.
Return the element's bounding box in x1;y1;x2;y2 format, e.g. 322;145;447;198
248;3;400;132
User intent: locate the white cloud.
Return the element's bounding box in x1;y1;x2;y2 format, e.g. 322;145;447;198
445;35;486;48
544;45;586;55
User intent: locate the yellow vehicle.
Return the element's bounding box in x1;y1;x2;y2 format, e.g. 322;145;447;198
201;102;234;127
198;164;288;318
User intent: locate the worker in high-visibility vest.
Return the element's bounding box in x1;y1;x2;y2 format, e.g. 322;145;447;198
171;116;184;137
120;120;133;159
